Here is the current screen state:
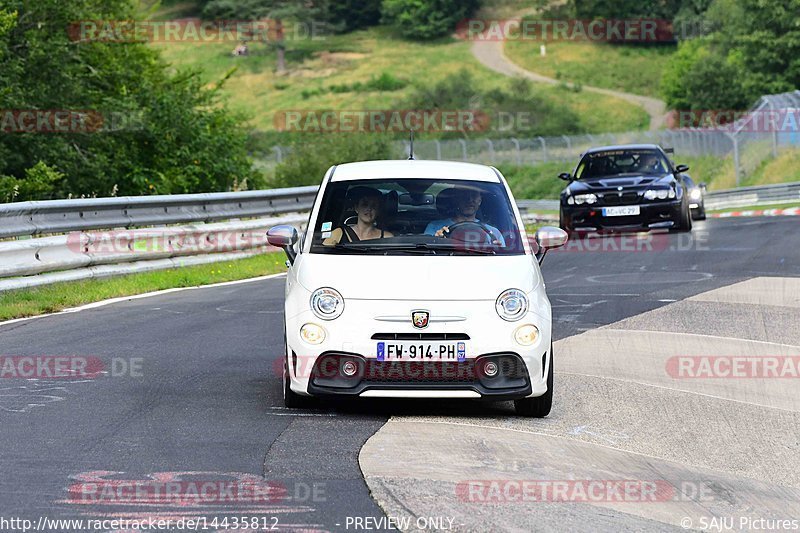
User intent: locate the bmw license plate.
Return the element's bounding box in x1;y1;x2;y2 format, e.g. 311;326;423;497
602;205;640;217
377;342;466;362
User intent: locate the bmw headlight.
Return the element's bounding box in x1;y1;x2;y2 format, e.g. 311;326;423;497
644;189;673;200
690;188;702;200
496;289;528;321
310;287;344;320
574;193;597;205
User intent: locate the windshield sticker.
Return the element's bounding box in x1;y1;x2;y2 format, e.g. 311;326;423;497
321;231;331;238
321;221;332;231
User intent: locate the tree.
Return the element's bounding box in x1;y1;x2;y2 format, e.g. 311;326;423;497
381;0;481;40
660;0;800;111
0;0;254;200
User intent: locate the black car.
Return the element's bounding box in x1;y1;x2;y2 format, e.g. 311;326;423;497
558;144;694;234
682;174;707;220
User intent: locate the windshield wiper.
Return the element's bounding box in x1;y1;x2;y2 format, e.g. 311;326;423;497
335;243;496;255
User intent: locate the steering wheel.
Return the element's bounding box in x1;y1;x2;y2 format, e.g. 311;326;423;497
443;221;495;244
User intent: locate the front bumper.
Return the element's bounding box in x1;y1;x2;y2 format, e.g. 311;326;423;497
561;200;682;232
284;299;552;400
305;351;537;400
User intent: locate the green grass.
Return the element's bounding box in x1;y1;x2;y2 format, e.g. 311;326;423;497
678;148;800;191
153;27;649;133
504;40;675;98
0;252;287;321
499;162;570;199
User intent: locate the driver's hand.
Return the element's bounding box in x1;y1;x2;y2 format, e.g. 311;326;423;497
434;226;449;237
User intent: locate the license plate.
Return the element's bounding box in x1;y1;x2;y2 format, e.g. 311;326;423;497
377;342;466;361
602;205;640;217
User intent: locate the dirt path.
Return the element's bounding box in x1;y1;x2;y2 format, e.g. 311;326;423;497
471;39;667;130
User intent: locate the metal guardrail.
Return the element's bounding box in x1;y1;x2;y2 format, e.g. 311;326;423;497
1;180;798;292
704;181;800;210
0;186;318;239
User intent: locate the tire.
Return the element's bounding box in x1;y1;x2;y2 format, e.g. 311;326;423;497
514;343;553;417
671;200;693;233
283;332;315;409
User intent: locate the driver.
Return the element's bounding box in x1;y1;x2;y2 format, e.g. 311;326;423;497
424;187;505;246
639;153;665;173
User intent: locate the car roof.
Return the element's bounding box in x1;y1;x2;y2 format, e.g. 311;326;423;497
330;160;501;183
582;144;665;155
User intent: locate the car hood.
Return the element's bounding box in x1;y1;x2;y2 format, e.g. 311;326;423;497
566;174;675;193
295;254;540;301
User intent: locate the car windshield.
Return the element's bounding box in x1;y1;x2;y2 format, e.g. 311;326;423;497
308;178;524;255
576;149;670;179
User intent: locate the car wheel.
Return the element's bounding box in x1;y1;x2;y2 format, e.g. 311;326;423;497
558;210;573;238
283;333;315;409
514;342;553;418
672;200;693;232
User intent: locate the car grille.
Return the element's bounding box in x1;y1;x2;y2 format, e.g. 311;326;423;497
371;333;470;340
363;360;476;383
600;191;640;205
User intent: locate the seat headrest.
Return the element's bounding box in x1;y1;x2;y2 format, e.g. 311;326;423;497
436;188;458;217
382;190;399;219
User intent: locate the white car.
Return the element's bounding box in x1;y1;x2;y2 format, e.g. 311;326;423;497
267;160;568;417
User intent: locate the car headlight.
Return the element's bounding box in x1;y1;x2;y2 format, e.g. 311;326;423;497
574;193;597;205
300;323;326;344
310;287;344;320
496;289;528;321
644;189;673;200
514;324;540;346
566;195;575;205
690;188;702;200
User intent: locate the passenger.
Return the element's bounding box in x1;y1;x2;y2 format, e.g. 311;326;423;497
425;188;505;245
323;187;394;245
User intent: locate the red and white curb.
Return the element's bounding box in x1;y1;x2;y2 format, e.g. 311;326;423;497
711;207;800;218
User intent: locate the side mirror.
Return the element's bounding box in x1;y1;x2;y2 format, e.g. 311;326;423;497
699;182;707;190
534;226;568;264
558;172;572;181
674;164;689;173
267;225;299;264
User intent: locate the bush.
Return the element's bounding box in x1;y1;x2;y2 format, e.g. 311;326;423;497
0;2;254;200
271;135;393;188
404;69;583;137
381;0;480;40
0;162;64;202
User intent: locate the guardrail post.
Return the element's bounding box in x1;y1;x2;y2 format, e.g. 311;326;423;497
459;139;468;161
485;139;496;164
272;146;283;164
537;137;547;162
562;135;572;150
730;134;742;185
510;137;521;165
434;140;442;160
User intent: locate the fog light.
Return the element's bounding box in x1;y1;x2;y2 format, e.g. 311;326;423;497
341;360;358;377
300;323;325;345
483;361;499;377
514;324;540;346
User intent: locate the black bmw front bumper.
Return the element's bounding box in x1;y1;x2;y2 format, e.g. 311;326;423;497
561;199;682;232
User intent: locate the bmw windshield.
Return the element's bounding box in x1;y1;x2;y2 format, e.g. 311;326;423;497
308;179;525;255
576;149;671;179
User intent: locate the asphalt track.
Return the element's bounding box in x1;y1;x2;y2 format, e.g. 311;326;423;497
1;216;799;532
